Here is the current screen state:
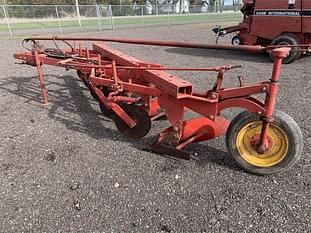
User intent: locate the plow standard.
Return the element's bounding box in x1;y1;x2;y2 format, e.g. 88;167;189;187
14;37;303;175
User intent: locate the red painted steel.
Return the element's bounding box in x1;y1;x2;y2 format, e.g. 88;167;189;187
25;35;266;53
215;0;311;51
13;38;291;159
257;48;290;152
24;35;310;63
34;49;48;105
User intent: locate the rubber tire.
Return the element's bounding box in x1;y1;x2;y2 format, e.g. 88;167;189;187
226;110;303;175
114;104;151;139
270;34;301;64
231;35;242;45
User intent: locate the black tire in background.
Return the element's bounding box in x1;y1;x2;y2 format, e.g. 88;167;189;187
269;34;301;64
231;35;242;45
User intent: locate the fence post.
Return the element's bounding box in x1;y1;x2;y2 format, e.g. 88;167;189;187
108;5;115;30
167;9;170;27
219;0;223;13
141;5;144;26
3;5;12;37
96;4;102;31
55;5;63;34
75;0;82;27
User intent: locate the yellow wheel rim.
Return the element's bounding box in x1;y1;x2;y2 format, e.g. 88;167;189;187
236;121;289;167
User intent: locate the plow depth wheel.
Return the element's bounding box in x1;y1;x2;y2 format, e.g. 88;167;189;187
114;104;151;139
226;110;303;175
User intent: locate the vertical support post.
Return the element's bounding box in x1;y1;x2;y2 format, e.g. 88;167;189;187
109;5;115;30
96;4;102;31
257;48;289;153
34;49;48;105
79;42;83;56
75;0;82;27
167;10;170;26
3;5;12;37
55;5;63;34
112;61;119;86
219;0;223;13
97;54;101;66
119;0;122;15
141;5;144;26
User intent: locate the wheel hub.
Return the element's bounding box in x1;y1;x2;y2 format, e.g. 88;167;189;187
236;121;289;167
250;134;274;154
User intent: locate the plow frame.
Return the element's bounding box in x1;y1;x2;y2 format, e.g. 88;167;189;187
14;38;290;160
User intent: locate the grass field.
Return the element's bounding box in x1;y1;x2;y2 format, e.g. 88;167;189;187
0;12;242;32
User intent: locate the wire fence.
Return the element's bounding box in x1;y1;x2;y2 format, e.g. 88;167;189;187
0;4;243;37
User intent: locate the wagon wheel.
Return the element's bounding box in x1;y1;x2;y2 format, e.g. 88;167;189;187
269;34;301;64
114;104;151;139
226;110;303;175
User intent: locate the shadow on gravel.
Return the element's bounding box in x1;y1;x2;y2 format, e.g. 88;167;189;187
165;47;270;64
2;74;237;171
187;143;240;172
112;132;240;172
1;74;123;140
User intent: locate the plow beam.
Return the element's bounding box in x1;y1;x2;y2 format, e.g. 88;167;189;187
93;43;193;98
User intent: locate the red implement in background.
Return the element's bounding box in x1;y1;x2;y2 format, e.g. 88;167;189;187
24;35;311;64
213;0;311;63
13;37;303;175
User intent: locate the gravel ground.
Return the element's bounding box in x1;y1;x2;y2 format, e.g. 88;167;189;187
0;23;310;233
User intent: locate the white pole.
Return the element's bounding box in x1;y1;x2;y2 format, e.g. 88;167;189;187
141;5;144;25
55;5;63;34
167;9;170;26
3;5;12;37
75;0;82;27
96;4;102;31
109;5;115;30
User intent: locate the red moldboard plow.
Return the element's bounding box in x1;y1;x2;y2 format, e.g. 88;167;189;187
14;37;303;175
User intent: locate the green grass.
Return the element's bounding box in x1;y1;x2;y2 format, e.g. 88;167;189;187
0;13;242;32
